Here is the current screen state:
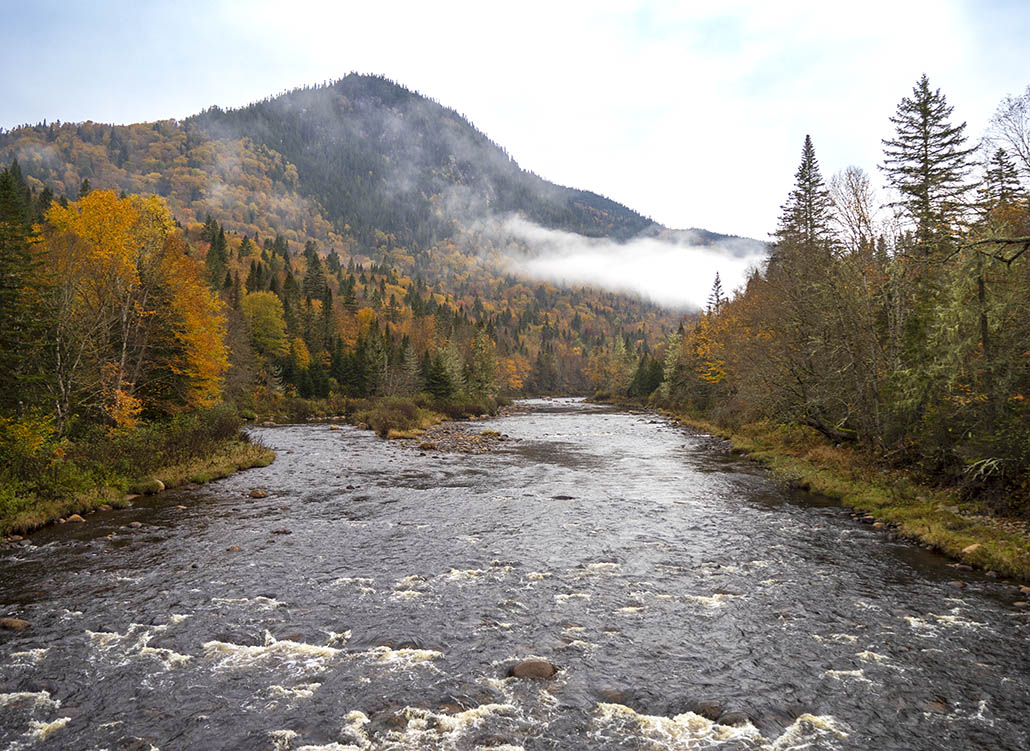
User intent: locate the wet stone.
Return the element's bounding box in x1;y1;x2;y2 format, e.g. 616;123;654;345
67;514;85;523
922;696;950;713
249;488;269;498
0;617;32;630
509;658;558;679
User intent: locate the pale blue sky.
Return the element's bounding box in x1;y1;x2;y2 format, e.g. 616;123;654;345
2;0;1028;241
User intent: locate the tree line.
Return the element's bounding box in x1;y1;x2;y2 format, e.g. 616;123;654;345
657;76;1029;510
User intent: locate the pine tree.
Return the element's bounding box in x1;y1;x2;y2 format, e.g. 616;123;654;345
881;74;975;254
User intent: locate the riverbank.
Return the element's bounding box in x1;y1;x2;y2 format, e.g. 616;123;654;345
664;411;1030;583
0;410;275;538
1;438;274;538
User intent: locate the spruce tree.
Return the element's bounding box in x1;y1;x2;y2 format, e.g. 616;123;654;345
980;147;1023;211
706;272;726;314
881;74;975;254
772;135;834;253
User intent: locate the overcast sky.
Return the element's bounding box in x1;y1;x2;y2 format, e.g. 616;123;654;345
2;0;1028;240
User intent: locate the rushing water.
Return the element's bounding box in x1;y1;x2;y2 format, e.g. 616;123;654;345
1;398;1028;750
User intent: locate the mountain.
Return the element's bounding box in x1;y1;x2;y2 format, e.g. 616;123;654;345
0;74;757;259
189;74;659;247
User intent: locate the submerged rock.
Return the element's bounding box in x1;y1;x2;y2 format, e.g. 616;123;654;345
696;702;723;721
509;659;557;679
249;489;269;499
717;710;751;726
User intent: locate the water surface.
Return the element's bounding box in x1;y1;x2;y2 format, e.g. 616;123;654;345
1;398;1027;750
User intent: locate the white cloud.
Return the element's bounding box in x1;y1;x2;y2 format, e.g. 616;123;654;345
497;216;765;310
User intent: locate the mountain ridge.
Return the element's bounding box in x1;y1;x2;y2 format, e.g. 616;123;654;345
0;73;762;259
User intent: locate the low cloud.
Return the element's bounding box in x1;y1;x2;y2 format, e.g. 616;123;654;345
496;216;767;310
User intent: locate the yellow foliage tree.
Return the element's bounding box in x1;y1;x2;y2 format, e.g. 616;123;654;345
43;190;227;423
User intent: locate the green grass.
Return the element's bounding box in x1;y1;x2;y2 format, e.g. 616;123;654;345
669;412;1030;582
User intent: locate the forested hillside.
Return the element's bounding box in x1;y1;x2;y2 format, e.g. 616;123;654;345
0;75;697;408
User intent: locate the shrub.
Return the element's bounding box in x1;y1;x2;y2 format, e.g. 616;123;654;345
353;397;423;437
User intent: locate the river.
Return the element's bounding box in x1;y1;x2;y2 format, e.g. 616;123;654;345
1;398;1028;750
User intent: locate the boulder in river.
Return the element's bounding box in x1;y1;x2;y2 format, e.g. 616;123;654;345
0;617;31;630
717;710;751;727
249;488;269;498
67;514;85;523
509;659;558;679
695;702;723;721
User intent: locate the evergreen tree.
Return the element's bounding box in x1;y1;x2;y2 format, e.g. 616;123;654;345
980;147;1023;211
302;252;327;300
706;272;727;314
0;165;42;411
881;74;975;254
772;135;834;254
206;226;229;287
424;350;456;398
